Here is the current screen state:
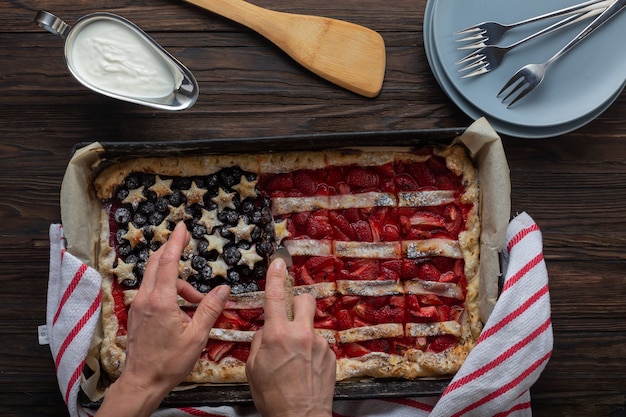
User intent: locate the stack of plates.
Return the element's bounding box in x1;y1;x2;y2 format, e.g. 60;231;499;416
423;0;626;138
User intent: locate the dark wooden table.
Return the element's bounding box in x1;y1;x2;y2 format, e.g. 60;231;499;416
1;0;625;416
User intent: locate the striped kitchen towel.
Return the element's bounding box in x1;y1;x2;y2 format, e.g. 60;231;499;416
47;211;551;417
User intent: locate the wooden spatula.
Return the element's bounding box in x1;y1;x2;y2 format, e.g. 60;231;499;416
183;0;386;97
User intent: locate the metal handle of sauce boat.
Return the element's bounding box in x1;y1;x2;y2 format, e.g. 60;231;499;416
34;10;71;38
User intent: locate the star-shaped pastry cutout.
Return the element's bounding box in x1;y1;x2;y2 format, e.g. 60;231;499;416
122;186;147;210
232;176;259;200
148;176;173;198
228;218;256;242
211;188;236;211
151;222;172;244
274;219;290;244
166;204;193;223
112;258;136;284
122;223;146;249
179;258;196;281
198;208;223;231
182;238;199;260
182;181;208;206
204;233;230;254
238;245;264;269
208;258;229;278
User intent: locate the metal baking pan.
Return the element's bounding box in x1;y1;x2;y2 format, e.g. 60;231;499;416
76;128;467;408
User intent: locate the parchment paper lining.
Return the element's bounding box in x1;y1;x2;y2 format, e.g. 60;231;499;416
60;117;510;402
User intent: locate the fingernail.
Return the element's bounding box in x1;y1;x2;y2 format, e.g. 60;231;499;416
215;285;231;302
270;257;286;271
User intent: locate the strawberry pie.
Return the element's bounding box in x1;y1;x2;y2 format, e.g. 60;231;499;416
94;145;481;383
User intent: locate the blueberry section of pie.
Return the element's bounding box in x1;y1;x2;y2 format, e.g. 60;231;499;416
106;167;275;295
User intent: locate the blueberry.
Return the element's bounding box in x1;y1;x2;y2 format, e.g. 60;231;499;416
242;200;255;214
245;282;260;292
200;265;213;280
125;254;139;265
207;174;219;190
155;197;169;212
116;229;128;245
149;212;164;226
192;256;207;271
118;244;132;257
231;283;245;295
133;213;147;227
219;225;234;241
223;245;241;266
138;249;150;262
169;190;183;206
142;174;156;188
253;264;267;279
116;188;129;201
125;175;140;190
134;262;146;279
139;201;156;215
192;224;207;239
256;242;273;257
227;268;241;283
114;207;132;224
250;210;262;224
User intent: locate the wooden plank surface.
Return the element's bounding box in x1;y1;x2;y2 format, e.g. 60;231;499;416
0;0;625;416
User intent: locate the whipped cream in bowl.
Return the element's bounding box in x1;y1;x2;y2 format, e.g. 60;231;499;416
35;11;199;111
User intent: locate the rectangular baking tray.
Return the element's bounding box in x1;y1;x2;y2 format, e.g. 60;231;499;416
76;128;467;408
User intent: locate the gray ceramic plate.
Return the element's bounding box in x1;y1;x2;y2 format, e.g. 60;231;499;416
425;0;626;138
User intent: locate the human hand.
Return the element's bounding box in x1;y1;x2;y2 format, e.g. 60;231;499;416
97;222;230;417
246;258;336;417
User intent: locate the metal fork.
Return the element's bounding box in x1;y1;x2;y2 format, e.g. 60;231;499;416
455;0;609;49
498;0;626;107
456;7;606;78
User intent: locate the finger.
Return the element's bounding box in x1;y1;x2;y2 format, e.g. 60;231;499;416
247;327;264;366
141;242;166;292
292;293;316;327
262;257;288;325
154;222;190;291
189;285;230;335
176;279;204;304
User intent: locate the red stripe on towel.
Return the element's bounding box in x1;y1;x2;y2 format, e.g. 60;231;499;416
494;400;532;417
450;351;552;417
502;253;544;293
383;397;434;412
55;293;101;370
64;359;86;405
444;317;551;394
53;263;88;325
506;224;540;253
477;284;549;344
179;408;225;417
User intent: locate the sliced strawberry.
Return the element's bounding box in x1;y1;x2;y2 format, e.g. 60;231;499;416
352;220;373;242
341;295;362;308
418;294;443;306
393;340;412;355
380;264;401;281
346;167;379;189
408;305;438;323
336;309;353;330
408;161;436;187
317;296;338;312
207;341;234;362
315;315;337;329
292;212;311;229
344;342;371;357
229;343;250;363
427;334;458;353
342;208;361;223
395;173;418;191
329;212;356;240
419;262;441;281
362;338;391;353
306;214;333;239
215;310;246;329
348;259;379;281
293;170;319;196
382;224;400;241
264;173;293;191
402;259;421;279
237;307;264;322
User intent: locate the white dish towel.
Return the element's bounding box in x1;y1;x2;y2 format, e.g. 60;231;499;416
47;211;552;417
